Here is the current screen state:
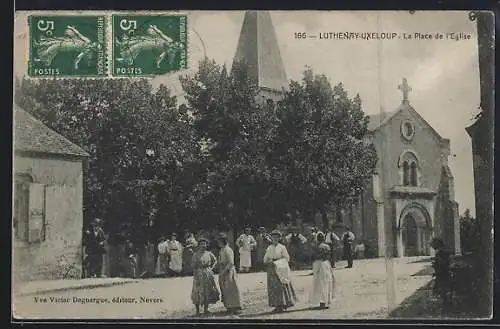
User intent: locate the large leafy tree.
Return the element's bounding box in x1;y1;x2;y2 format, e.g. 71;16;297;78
15;61;377;237
180;59;276;230
15;77;200;241
268;68;377;224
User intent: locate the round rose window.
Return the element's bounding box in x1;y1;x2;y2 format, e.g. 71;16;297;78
401;120;415;141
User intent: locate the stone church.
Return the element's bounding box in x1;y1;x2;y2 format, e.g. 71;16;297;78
350;81;461;258
232;11;461;257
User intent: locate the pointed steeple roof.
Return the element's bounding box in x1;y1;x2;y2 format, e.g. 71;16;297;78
232;11;288;92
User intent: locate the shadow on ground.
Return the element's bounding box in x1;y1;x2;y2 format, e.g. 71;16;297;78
388;280;486;319
411;265;434;277
240;306;318;318
407;257;433;264
388;281;443;319
180;306;318;319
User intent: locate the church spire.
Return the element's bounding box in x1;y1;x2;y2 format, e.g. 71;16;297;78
232;11;288;93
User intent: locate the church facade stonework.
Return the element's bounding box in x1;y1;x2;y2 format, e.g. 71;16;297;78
345;79;461;258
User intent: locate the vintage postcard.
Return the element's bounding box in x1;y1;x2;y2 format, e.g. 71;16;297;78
12;10;494;321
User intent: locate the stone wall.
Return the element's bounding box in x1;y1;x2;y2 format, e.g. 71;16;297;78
433;165;460;254
13;155;84;282
360;182;379;258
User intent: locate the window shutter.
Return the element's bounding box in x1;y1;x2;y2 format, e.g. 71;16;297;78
28;183;45;243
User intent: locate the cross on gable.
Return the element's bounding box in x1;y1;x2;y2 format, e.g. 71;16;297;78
398;78;412;104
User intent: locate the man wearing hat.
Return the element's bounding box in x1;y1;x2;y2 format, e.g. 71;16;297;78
285;226;307;270
341;226;356;268
84;218;107;278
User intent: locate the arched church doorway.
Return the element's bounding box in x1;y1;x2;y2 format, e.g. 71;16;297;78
397;203;432;257
402;214;418;256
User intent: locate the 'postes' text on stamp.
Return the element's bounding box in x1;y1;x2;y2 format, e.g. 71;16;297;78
112;15;187;76
28;15;106;77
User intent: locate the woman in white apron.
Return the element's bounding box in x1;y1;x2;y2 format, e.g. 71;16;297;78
309;232;335;309
263;229;297;313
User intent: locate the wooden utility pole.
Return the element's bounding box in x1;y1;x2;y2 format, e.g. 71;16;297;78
376;11;396;312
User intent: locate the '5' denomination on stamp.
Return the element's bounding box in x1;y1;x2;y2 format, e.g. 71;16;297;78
112;15;187;77
28;16;107;77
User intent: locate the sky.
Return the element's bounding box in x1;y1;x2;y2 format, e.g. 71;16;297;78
14;11;480;216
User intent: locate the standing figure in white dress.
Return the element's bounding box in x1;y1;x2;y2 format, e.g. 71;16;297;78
156;236;169;276
309;232;335;309
166;233;183;276
263;229;298;313
236;227;257;272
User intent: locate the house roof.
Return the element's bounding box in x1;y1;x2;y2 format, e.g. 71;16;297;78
14;106;89;158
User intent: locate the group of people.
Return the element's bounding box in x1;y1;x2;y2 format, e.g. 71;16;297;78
188;228;351;316
155;231;198;277
236;224;360;274
237;224;358;272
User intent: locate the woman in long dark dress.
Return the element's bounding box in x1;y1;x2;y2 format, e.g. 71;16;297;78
182;232;197;276
263;229;298;313
191;236;220;315
216;233;242;314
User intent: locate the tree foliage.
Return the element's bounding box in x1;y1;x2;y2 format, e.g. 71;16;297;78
267;68;377;223
180;59;276;230
459;209;480;254
15;59;378;238
15;77;200;241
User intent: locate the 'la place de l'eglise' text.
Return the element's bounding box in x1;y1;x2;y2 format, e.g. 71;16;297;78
294;32;471;41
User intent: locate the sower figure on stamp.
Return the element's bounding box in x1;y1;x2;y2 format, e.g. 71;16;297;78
84;218;106;278
236;227;256;273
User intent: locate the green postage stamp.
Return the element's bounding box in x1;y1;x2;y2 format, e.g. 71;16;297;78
112;15;187;76
28;15;107;77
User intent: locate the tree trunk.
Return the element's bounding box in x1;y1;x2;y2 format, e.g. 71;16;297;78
335;205;342;223
321;206;328;231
